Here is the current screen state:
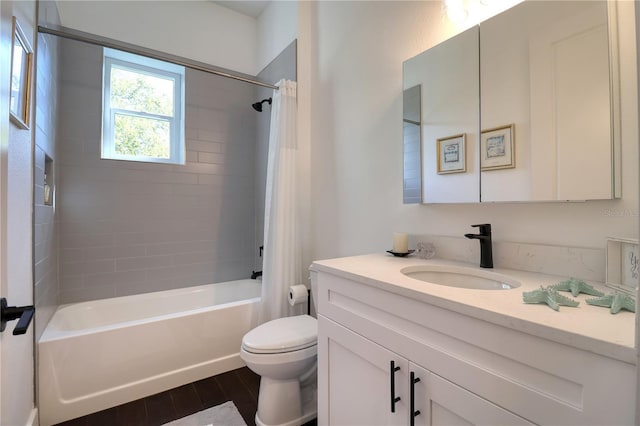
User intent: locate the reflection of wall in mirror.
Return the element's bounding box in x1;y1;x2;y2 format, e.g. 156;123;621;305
480;1;612;202
404;27;479;203
406;0;618;203
530;2;610;201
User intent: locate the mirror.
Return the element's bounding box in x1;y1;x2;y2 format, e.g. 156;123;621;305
403;26;479;204
480;0;618;201
403;85;422;204
403;0;619;204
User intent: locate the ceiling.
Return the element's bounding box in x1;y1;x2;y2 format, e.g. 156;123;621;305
211;1;271;18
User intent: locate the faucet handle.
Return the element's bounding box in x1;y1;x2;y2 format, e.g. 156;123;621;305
471;224;492;235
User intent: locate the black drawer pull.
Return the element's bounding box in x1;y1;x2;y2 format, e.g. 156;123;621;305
410;371;421;426
390;360;401;412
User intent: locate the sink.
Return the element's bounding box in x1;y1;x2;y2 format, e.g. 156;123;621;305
401;265;520;290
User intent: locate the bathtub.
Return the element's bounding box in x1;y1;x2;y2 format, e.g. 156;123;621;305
38;279;261;426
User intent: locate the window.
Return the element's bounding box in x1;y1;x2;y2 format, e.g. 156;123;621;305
102;48;185;164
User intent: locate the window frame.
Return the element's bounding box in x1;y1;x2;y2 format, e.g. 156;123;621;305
102;48;185;165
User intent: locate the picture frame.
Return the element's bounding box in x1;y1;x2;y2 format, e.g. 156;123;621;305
480;124;514;171
605;237;639;295
9;16;33;130
437;133;466;174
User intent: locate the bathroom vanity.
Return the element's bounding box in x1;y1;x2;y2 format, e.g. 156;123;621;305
310;254;636;425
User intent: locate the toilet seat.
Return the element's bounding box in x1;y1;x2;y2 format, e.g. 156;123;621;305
242;315;317;354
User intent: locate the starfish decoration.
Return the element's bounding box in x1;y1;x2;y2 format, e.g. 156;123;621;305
522;286;580;311
585;293;636;314
550;278;605;297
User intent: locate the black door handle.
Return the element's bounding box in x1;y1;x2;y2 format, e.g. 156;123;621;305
1;298;35;335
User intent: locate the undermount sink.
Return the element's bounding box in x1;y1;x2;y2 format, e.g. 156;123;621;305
401;265;520;290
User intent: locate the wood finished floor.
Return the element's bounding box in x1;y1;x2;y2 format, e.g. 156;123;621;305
54;366;316;426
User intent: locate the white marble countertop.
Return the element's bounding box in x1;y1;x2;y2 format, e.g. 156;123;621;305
311;253;636;364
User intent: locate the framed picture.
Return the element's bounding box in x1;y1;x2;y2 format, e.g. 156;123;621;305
437;134;466;174
9;17;33;129
606;237;639;295
480;124;514;171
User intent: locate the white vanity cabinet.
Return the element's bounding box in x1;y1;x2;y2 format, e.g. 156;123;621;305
410;362;533;426
319;316;408;425
313;265;636;426
320;316;533;426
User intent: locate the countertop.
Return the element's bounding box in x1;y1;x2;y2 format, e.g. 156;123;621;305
310;253;636;364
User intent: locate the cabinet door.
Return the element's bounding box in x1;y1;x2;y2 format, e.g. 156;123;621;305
318;316;409;426
410;363;534;426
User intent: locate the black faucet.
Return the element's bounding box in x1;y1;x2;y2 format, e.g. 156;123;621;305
464;224;493;268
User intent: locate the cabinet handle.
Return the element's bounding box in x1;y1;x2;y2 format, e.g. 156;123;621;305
410;371;421;426
390;360;401;412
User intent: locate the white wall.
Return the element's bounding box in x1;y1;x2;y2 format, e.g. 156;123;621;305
55;0;258;75
257;1;297;76
0;1;36;424
55;0;299;77
306;0;638;262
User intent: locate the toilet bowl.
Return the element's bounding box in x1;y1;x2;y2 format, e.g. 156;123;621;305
241;314;318;426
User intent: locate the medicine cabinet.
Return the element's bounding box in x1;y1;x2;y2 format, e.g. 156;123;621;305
402;0;621;204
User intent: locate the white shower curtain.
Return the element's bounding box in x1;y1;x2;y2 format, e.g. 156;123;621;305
260;79;302;323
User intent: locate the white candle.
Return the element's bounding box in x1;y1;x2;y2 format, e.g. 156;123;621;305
393;233;408;253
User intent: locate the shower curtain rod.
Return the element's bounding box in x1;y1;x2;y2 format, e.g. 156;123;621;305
38;24;279;90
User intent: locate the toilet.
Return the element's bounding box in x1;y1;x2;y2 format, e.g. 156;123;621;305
240;281;318;426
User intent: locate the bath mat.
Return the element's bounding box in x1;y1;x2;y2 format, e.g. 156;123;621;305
162;401;247;426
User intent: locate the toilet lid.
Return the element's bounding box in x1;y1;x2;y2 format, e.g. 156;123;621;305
242;315;317;354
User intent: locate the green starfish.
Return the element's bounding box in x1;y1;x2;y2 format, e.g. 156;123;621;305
522;286;580;311
586;293;636;314
550;278;605;297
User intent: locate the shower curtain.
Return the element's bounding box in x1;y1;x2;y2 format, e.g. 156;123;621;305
259;79;302;323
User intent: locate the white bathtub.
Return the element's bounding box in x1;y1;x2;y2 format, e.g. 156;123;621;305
38;279;261;426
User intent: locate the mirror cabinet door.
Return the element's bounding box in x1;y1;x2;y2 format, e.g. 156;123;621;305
403;26;480;204
480;0;615;202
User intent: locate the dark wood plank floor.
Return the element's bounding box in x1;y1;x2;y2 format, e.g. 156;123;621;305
54;367;318;426
55;367;263;426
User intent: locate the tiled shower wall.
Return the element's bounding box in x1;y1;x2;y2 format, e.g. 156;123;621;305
57;39;257;303
34;32;60;340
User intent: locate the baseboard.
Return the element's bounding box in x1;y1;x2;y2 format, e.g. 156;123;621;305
26;407;38;426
